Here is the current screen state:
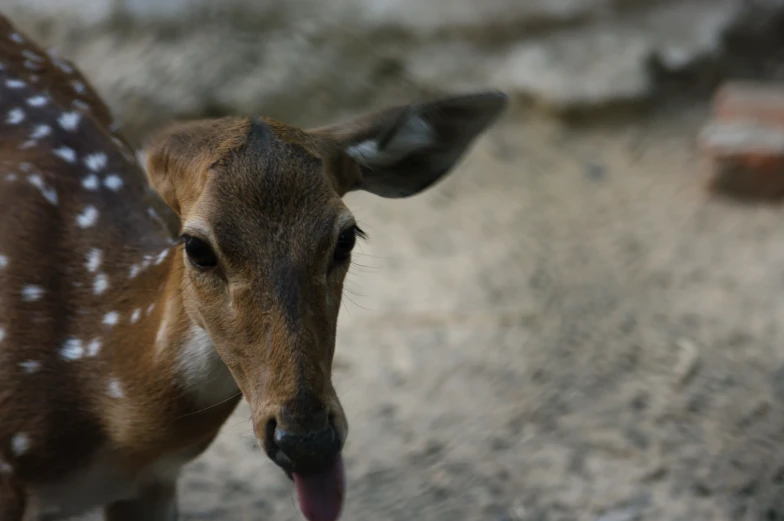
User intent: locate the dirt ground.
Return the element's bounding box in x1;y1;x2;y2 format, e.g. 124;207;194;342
90;99;770;521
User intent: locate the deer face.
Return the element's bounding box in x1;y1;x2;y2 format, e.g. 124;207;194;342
145;92;507;521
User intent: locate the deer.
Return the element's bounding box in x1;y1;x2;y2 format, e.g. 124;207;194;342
0;12;508;521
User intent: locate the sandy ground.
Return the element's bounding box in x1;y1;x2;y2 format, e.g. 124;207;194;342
77;99;784;521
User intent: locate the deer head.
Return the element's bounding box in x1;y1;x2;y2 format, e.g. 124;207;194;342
144;91;507;521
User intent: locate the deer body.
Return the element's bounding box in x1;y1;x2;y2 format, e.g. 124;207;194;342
0;14;506;521
0;17;240;519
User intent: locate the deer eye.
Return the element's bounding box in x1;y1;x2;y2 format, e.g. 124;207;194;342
182;234;218;269
333;226;359;263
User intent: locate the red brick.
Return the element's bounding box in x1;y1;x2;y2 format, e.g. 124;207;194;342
698;120;784;200
713;81;784;128
699;81;784;201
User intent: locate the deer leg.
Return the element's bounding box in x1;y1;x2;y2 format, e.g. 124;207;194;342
0;472;26;521
104;481;178;521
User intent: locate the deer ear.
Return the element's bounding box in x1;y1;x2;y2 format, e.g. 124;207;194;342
314;91;508;198
143;123;190;215
144;118;249;215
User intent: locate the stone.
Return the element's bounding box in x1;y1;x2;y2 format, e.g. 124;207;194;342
699;81;784;200
0;0;777;143
714;81;784;128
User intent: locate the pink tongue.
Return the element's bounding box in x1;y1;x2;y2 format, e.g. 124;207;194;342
293;456;346;521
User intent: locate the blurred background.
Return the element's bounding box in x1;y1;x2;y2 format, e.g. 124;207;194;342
6;0;784;519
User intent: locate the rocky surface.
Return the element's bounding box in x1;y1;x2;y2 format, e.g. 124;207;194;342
2;0;784;145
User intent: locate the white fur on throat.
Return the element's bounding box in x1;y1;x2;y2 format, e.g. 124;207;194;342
177;324;239;406
346;115;434;167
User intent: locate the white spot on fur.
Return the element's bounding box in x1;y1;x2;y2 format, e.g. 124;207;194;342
146;303;155;315
147;207;169;232
27;174;58;205
5;79;24;89
154;248;169;265
61;337;84;360
0;327;5;343
93;273;108;295
86;338;102;357
71;80;86;94
21;285;43;301
0;254;7;268
128;263;141;279
22;50;42;62
178;324;238;405
76;206;98;228
107;378;124;399
82;174;99;191
9;32;24;43
103;312;119;326
19;360;40;373
103;175;123;191
6;108;24;124
26;174;44;189
53;146;76;163
29;174;57;203
11;434;29;456
58;111;81;131
130;308;141;324
84;153;107;172
30;124;51;139
23;60;40;71
26;95;47;107
72;99;90;112
54;58;73;74
86;248;102;273
6;173;17;181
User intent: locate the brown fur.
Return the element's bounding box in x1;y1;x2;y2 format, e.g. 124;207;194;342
0;13;507;520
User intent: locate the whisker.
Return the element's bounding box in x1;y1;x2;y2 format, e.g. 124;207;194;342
344;285;368;298
350;261;381;272
175;391;243;419
343;293;371;311
341;298;354;317
351;251;388;260
224;414;254;432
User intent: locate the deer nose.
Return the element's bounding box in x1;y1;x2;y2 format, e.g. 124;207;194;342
271;421;341;474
